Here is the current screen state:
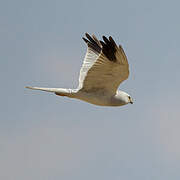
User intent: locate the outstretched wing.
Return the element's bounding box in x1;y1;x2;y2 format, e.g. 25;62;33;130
78;33;129;94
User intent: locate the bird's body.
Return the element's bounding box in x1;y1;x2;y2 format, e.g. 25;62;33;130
26;33;133;106
74;90;131;106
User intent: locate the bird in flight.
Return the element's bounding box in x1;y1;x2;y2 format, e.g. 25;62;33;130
26;33;133;106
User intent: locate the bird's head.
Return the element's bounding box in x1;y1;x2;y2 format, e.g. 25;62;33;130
127;95;133;104
113;91;133;106
123;92;133;104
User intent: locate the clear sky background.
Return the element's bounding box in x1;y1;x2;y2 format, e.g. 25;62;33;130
1;0;180;179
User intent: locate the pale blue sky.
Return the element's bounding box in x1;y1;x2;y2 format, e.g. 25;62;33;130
1;0;180;179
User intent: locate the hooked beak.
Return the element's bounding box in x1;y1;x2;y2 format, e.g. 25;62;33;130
130;98;133;104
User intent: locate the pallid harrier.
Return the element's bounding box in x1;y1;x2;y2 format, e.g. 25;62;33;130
26;33;133;106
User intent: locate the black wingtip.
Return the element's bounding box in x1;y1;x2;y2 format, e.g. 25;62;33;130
85;32;89;37
85;33;91;39
102;36;109;44
109;36;117;46
100;40;106;46
100;35;117;61
82;37;88;43
82;33;91;42
82;33;118;61
83;33;102;54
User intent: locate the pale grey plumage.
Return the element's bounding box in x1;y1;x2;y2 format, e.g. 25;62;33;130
26;33;133;106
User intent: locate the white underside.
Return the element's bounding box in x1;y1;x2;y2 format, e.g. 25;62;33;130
25;86;127;106
73;90;124;106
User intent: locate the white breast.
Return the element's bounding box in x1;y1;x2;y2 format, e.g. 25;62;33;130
74;91;112;106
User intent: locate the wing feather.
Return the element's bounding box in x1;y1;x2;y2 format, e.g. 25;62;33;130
78;33;129;94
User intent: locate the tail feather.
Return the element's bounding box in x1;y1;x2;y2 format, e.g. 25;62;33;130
25;86;60;92
25;86;74;97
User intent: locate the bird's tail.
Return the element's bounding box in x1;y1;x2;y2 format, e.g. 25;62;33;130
25;86;75;97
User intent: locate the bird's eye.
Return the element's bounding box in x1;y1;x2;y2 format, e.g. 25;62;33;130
128;96;131;100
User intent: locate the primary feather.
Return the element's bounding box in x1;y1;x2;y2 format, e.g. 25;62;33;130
79;33;129;94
